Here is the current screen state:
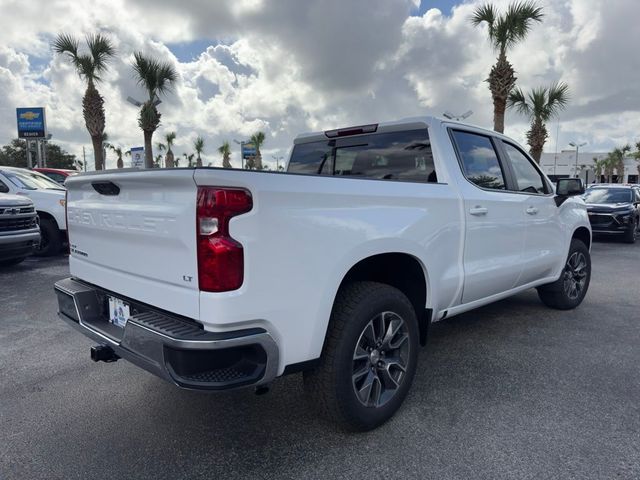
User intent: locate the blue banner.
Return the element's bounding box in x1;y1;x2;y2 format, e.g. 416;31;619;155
16;107;46;138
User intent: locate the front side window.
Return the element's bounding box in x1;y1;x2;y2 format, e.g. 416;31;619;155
502;142;548;194
288;129;437;183
452;130;506;190
0;179;9;193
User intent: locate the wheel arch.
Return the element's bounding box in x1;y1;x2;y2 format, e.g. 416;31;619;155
572;226;591;250
334;252;431;346
36;210;59;228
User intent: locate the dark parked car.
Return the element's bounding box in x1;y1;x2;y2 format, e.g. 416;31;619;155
583;185;640;243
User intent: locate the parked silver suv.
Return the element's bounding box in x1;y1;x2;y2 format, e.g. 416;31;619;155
0;194;40;266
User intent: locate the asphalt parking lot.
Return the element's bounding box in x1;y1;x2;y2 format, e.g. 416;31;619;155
1;239;639;480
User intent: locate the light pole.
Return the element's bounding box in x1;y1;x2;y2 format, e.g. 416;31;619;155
569;141;586;178
443;110;473;121
234;139;247;169
271;155;283;171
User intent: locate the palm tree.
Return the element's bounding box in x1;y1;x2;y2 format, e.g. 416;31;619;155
632;141;640;179
131;52;178;168
250;131;266;170
53;33;115;170
163;131;177;168
218;141;232;168
108;145;125;169
194;136;205;167
604;145;631;183
508;82;569;163
157;142;166;167
470;1;544;133
593;157;606;182
183;153;195;167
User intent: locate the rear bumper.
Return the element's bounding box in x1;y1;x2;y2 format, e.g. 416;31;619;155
54;277;279;391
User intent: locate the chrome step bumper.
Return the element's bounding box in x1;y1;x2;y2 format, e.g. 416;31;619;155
54;277;279;390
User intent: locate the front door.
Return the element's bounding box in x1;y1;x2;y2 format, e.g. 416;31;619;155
450;130;527;304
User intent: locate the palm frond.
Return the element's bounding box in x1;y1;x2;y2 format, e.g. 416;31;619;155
132;52;178;100
544;81;569;119
194;136;205;153
507;87;532;117
250;131;266;149
218;141;230;155
165;131;176;146
52;33;79;58
470;4;496;34
86;33;115;75
479;1;543;53
155;62;178;96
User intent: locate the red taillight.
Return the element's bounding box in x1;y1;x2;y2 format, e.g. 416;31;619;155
196;187;252;292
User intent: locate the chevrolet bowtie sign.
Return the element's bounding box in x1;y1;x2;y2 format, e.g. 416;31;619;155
16;107;47;138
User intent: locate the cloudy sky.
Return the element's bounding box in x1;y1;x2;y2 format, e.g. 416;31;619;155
0;0;638;170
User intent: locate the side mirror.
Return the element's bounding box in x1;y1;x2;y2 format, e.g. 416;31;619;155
556;178;585;196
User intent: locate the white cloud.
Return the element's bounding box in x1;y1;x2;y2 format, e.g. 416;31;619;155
0;0;639;171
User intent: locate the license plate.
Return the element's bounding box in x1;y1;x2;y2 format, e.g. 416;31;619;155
108;296;130;328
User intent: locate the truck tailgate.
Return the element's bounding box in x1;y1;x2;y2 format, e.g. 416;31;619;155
65;170;200;319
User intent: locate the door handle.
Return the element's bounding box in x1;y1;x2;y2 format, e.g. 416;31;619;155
525;206;539;215
469;206;488;216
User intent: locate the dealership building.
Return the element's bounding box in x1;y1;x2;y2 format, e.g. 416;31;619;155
539;151;639;184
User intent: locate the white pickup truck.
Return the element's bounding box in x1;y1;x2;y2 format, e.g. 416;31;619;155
55;117;591;430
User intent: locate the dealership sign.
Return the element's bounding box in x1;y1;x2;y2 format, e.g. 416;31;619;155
241;142;257;158
16;107;47;138
130;147;145;167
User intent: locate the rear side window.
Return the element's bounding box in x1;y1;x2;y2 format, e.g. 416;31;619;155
288;129;437;183
501;142;548;194
451;130;506;190
0;179;9;193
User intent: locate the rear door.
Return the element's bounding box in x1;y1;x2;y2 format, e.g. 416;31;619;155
450;130;527;303
66;170;200;319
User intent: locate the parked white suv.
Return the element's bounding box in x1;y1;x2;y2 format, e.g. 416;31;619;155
0;167;66;256
55;117;591;430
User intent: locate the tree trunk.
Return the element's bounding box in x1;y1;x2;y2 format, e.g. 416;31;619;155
83;80;106;170
487;53;516;134
196;154;202;167
117;155;123;169
143;130;154;168
526;119;548;163
90;135;104;170
165;149;174;168
254;151;263;170
223;153;231;168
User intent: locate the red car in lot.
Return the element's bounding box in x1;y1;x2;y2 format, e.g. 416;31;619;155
32;168;78;185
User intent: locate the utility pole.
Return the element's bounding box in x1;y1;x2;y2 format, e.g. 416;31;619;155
83;146;87;172
234;139;246;169
569;141;587;179
272;155;283;170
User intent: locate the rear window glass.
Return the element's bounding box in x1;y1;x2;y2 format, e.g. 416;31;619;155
288;129;437;183
451;130;506;190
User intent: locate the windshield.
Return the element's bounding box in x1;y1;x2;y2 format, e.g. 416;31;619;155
583;188;632;204
5;169;66;191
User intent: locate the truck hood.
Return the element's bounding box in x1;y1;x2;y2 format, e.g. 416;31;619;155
585;202;633;213
0;193;34;208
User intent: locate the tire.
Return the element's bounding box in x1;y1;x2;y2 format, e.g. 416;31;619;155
303;281;420;431
537;239;591;310
0;257;26;267
34;218;62;257
623;217;638;244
